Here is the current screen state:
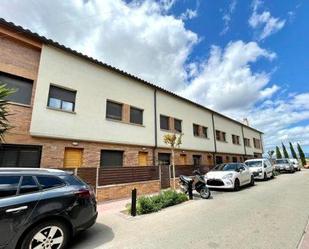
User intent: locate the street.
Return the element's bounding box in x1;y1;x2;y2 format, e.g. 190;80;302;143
70;170;309;249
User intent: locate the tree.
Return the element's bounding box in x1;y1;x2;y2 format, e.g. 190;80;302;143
275;146;282;159
282;143;289;158
163;133;183;190
297;143;306;166
267;150;274;159
0;84;15;142
289;142;298;159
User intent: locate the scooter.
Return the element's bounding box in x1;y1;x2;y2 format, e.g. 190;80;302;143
179;170;211;199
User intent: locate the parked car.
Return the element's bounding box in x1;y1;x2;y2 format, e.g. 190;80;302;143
274;159;295;173
205;163;254;191
289;158;301;171
0;168;97;249
244;158;274;180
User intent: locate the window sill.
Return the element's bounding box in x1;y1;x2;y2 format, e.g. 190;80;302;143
194;135;209;140
8;101;31;108
216;140;228;143
106;118;145;127
46;106;76;114
232;143;242;146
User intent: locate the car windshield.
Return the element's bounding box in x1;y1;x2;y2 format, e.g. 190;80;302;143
276;159;288;164
214;163;237;171
245;161;262;167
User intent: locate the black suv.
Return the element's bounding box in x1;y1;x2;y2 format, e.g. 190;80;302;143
0;168;97;249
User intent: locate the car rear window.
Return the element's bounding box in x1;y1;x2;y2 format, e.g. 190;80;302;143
59;175;86;186
0;175;20;198
36;176;64;190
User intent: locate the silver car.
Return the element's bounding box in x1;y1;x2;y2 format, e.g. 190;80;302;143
289;159;301;171
274;158;295;173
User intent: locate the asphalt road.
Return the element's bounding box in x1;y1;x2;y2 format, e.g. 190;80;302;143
70;170;309;249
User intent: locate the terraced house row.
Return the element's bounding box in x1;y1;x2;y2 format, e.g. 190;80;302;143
0;18;263;173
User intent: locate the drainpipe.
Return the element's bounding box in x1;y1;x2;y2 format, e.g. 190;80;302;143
259;133;264;156
153;89;158;166
241;125;247;158
211;113;217;166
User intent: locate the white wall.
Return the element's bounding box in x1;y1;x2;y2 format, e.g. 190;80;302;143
243;127;263;155
213;114;246;155
156;91;216;152
30;45;155;146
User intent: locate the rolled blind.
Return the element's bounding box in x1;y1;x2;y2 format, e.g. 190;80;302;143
49;85;76;103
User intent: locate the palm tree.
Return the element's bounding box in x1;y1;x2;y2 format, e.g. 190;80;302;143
0;84;15;142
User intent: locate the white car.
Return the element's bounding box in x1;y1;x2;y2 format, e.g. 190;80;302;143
245;158;274;180
205;163;254;191
289;158;301;171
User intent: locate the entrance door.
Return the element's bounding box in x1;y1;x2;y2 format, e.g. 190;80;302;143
193;155;201;166
138;152;148;166
158;153;171;189
180;154;187;165
64;148;83;168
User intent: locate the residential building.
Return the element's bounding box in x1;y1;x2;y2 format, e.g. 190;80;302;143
0;19;263;199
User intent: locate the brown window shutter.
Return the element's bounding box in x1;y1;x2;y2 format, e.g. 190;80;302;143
122;104;130;123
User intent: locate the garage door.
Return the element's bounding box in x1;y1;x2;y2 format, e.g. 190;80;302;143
0;144;42;168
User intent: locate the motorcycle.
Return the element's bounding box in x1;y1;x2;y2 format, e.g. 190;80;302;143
179;170;211;199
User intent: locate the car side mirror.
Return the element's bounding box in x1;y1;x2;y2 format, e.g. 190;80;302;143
264;164;267;168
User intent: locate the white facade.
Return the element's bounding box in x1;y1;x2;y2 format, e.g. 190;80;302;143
30;44;263;155
30;45;155;146
156;91;215;152
213;114;246;155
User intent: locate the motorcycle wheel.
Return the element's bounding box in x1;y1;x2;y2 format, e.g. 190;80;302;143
199;186;211;199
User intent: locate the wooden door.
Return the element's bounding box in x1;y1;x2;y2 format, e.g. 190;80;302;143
64;148;83;168
138;152;148;166
180;154;187;165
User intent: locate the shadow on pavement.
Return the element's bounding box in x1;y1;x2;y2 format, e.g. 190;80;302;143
68;223;114;249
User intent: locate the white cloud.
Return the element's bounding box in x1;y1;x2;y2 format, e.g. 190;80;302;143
220;0;237;35
0;0;197;91
249;0;286;40
180;40;276;112
180;9;198;20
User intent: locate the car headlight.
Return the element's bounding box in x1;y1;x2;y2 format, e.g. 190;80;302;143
222;173;233;179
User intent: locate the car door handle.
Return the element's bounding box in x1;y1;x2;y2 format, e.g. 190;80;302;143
6;206;28;213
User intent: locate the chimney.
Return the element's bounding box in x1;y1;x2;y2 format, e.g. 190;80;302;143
243;118;249;126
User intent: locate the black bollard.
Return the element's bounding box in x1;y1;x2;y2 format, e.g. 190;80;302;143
131;188;137;216
188;181;193;200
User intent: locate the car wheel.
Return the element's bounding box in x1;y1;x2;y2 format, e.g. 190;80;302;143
234;178;240;191
250;176;255;186
21;220;69;249
270;171;274;179
199;186;211;199
263;172;267;180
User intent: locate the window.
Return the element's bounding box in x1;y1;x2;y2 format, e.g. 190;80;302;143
232;157;238;163
232;135;240;145
106;100;122;120
193;155;202;166
0;145;42;168
19;176;39;194
130;107;143;125
100;150;123;167
174;119;182;132
216;130;226;142
253;138;261;149
216;130;221;140
158;153;171;165
48;85;76;112
36;176;64;190
202;127;208;138
0;176;20;198
244;138;251;147
0;72;33;105
193;124;199;136
160;115;169;130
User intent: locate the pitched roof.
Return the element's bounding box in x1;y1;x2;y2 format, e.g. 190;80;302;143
0;18;263;134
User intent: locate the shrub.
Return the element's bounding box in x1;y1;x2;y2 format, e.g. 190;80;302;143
127;190;188;215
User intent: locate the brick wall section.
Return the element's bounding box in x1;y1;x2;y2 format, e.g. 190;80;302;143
96;180;160;202
0;35;41;81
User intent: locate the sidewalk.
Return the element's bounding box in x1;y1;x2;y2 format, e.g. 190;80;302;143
299;218;309;249
97;197;131;214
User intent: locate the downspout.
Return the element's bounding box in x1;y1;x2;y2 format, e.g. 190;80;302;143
211;113;217;166
259;133;264;155
153;89;158;166
241;125;247;158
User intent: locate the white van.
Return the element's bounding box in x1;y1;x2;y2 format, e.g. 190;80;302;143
244;158;274;180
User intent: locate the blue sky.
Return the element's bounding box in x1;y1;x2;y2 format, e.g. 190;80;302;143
0;0;308;153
